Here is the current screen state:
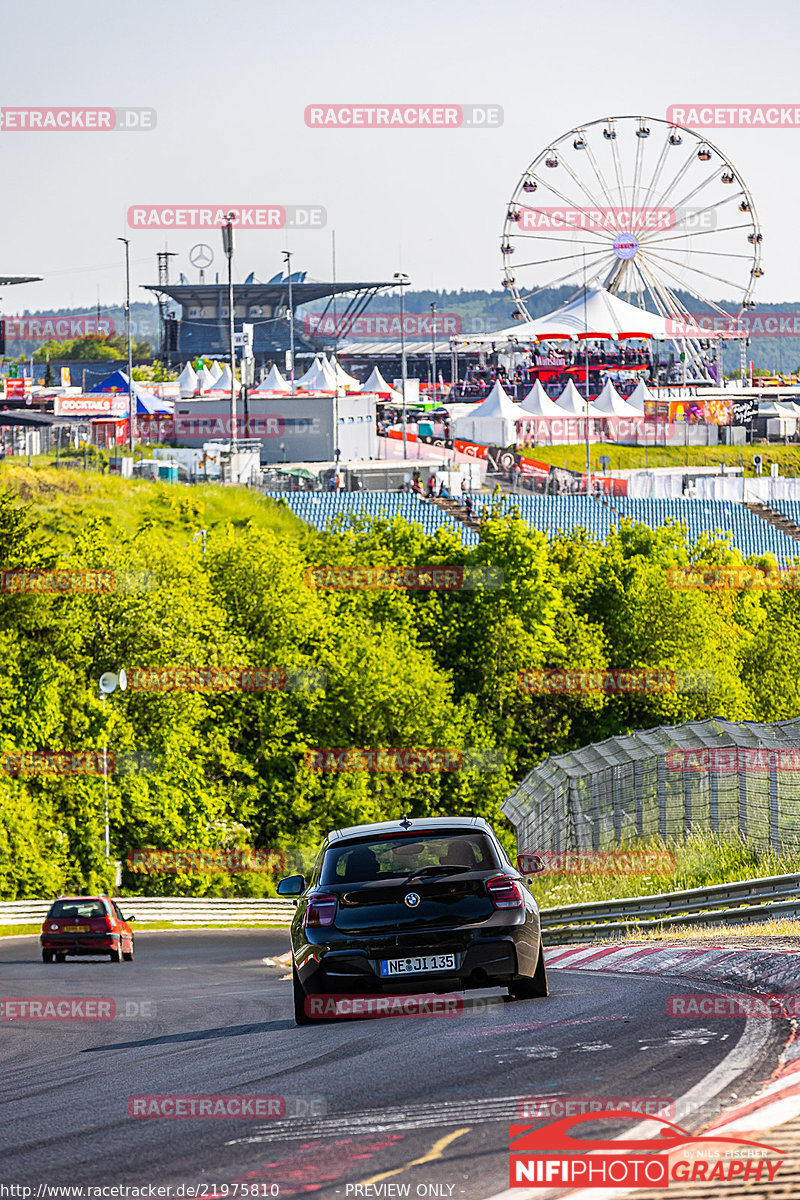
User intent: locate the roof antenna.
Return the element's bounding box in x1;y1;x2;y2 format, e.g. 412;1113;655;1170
399;814;413;830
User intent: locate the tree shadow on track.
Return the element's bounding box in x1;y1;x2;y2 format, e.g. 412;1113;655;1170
83;1019;295;1052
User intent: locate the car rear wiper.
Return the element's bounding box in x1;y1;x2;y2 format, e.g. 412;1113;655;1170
404;865;471;880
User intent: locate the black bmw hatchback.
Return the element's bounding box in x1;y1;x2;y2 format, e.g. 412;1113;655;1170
278;816;548;1025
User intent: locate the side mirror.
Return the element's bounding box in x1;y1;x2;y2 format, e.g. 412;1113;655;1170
126;915;136;921
277;874;306;896
517;852;545;875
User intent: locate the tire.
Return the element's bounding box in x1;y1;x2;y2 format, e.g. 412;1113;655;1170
293;965;324;1025
42;950;53;963
508;936;549;1000
55;953;66;964
122;938;134;962
109;946;122;963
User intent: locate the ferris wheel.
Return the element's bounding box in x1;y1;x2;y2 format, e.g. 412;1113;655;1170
501;115;762;381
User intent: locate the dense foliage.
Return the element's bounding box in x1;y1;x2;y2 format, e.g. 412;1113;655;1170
0;473;798;900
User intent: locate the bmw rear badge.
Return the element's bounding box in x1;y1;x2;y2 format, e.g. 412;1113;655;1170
404;892;421;908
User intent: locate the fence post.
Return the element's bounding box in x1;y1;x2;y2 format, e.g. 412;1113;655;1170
738;754;748;842
634;760;643;837
592;775;601;850
769;763;780;853
709;766;719;833
657;755;667;839
612;767;622;843
683;768;693;836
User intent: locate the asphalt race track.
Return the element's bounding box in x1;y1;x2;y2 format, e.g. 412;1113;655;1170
0;931;789;1198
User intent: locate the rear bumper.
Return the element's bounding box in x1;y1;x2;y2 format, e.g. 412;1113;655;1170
41;934;120;955
296;933;525;994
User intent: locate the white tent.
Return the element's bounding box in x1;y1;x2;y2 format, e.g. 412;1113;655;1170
302;357;338;391
592;379;644;418
211;363;240;393
328;355;361;391
177;362;197;398
451;381;528;446
362;366;393;394
195;364;215;393
208;361;223;384
453;287;712;347
254;364;290;393
518;380;565;418
555;379;603;417
625;379;657;413
296;356;325;388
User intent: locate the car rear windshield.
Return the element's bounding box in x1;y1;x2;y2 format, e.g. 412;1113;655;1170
320;832;502;885
47;899;107;919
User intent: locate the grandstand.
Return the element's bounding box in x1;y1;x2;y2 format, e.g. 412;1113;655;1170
467;494;800;564
267;490;800;564
266;491;480;547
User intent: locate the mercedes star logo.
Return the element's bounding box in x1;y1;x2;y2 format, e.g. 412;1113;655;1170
189;243;214;269
404;892;421;908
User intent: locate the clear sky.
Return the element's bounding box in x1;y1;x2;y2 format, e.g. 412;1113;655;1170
2;0;797;315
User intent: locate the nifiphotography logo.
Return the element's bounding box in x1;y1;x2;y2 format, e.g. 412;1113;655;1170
509;1112;785;1187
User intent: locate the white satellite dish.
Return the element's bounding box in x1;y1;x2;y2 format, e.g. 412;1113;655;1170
99;670;126;696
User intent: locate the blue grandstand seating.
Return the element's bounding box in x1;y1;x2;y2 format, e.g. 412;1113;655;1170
264;491;479;548
264;491;799;564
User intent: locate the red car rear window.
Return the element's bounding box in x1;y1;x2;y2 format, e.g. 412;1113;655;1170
47;900;107;919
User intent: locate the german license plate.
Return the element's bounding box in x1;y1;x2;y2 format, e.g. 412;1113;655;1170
380;954;456;976
63;925;90;932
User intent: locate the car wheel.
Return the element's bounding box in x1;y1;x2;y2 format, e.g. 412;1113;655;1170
508;936;549;1000
109;946;122;963
42;950;53;963
122;938;134;962
293;965;325;1025
55;953;66;964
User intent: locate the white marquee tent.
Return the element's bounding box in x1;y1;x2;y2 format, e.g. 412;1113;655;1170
626;379;657;413
518;380;565;418
592;379;643;418
452;381;528;446
177;362;197;398
452;288;713;347
555;379;603;417
254;364;290;393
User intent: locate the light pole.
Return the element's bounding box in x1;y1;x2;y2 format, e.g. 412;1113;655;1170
430;302;437;411
117;239;135;452
583;251;591;497
98;669;127;864
394;272;409;459
283;250;295;396
222;213;237;452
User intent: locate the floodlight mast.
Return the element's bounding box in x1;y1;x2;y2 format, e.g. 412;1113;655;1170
222;214;237;453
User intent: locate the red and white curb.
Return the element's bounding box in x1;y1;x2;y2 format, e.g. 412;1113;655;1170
484;942;800;1200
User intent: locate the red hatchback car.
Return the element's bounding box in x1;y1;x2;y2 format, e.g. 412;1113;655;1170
41;895;136;963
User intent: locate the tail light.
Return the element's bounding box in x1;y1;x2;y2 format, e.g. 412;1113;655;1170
305;893;337;927
105;914;115;931
486;874;525;909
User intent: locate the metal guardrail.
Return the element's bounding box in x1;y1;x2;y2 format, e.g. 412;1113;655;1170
0;896;295;926
540;871;800;943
